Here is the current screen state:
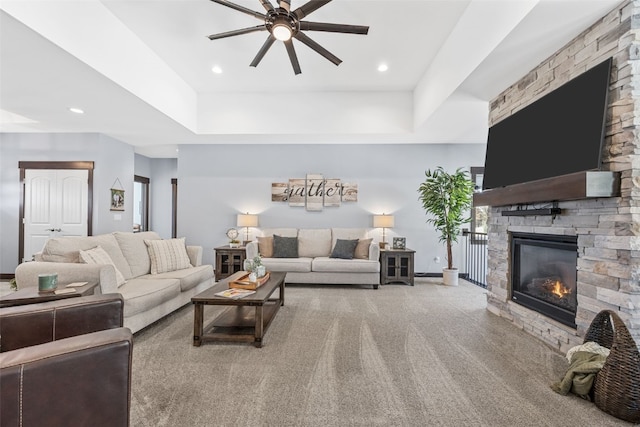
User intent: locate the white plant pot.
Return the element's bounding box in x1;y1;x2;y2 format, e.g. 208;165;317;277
442;268;459;286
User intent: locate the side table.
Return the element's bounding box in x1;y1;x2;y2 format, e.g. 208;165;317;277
214;245;246;281
380;248;415;286
0;282;98;308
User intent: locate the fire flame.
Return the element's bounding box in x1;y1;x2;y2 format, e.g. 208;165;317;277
546;279;571;298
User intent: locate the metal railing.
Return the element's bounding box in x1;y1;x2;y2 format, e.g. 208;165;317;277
461;230;488;288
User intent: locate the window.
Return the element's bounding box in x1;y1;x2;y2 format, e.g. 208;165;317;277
470;167;487;236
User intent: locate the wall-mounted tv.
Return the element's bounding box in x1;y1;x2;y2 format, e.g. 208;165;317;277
482;57;612;190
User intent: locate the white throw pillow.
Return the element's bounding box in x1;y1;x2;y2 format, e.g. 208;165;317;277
145;237;192;274
79;245;127;287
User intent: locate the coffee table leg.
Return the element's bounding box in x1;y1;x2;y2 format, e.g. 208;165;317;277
193;303;203;347
280;280;285;306
254;305;264;348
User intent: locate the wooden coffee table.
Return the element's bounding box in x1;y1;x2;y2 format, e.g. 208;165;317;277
192;271;286;348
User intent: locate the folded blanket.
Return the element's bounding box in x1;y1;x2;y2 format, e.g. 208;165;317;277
551;351;608;399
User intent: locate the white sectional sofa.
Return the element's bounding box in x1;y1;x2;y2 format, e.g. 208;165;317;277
246;228;380;289
14;231;214;333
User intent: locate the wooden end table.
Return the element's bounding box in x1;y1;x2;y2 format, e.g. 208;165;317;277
192;271;286;348
0;282;98;308
214;245;247;281
380;248;415;286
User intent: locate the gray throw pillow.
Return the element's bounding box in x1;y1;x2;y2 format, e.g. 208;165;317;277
330;239;359;259
273;235;298;258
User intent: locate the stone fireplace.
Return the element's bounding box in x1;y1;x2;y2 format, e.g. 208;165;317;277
477;0;640;353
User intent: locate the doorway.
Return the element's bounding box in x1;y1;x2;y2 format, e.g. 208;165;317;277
19;161;94;264
133;175;149;232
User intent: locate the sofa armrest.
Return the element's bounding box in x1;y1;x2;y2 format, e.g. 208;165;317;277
0;328;133;427
368;243;380;261
246;241;259;259
186;245;203;266
0;294;124;352
14;261;119;294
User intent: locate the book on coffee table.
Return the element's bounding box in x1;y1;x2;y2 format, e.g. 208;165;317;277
214;288;256;299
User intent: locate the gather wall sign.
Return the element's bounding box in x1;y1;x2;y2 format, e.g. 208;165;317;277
271;174;358;211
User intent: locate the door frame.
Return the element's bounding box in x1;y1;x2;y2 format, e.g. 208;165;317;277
19;161;94;264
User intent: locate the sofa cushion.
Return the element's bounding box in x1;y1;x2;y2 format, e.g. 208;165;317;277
273;235;298;258
117;277;181;317
354;238;373;259
312;257;380;273
261;257;312;273
79;246;127;287
144;238;192;274
114;231;161;278
257;236;274;258
298;228;332;258
330;239;359;259
41;234;133;279
142;264;213;292
261;228;298;238
331;228;368;251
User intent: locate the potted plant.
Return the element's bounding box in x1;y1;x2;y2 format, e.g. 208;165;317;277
418;167;475;286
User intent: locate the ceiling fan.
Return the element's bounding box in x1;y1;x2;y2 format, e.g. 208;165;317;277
207;0;369;75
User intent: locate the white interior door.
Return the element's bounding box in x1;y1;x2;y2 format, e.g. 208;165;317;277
23;169;88;262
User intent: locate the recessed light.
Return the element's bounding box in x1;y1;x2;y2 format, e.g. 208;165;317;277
69;107;84;114
211;66;222;74
377;63;389;72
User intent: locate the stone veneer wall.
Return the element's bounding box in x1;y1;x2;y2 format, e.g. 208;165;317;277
485;0;640;353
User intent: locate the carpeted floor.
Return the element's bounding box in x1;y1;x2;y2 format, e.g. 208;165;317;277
130;278;635;426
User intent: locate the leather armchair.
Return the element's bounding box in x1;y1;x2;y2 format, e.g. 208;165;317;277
0;294;133;427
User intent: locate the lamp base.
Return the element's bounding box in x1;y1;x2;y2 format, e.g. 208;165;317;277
379;241;387;249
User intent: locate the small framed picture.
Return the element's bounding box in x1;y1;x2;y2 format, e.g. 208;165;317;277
110;188;125;211
393;237;406;250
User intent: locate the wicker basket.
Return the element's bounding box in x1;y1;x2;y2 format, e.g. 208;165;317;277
583;310;640;423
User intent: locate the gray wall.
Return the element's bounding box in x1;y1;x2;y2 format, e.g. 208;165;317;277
1;133;133;274
176;144;486;272
0;136;485;275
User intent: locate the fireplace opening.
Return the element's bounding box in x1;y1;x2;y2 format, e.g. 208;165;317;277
511;232;578;328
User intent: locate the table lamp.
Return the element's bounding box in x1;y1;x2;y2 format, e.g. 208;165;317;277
237;213;258;245
373;214;394;248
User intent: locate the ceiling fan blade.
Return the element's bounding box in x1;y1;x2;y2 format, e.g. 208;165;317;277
209;0;266;20
300;21;369;35
293;0;332;20
250;34;276;67
294;31;341;66
279;0;291;12
208;25;266;40
284;39;302;75
259;0;275;12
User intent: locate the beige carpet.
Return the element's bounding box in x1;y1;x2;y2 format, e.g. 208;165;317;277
130;278;634;426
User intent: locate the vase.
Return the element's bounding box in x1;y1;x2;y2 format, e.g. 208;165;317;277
243;259;253;272
255;265;266;278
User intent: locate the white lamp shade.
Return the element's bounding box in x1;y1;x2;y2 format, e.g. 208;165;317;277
237;214;258;228
373;214;394;228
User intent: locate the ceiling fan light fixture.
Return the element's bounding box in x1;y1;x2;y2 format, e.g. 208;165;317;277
272;23;292;41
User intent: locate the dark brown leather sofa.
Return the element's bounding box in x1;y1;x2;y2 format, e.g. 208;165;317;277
0;294;133;427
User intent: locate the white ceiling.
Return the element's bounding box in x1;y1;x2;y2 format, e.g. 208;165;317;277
0;0;623;157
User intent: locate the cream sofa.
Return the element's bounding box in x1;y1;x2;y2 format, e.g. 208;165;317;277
246;228;380;289
14;231;214;333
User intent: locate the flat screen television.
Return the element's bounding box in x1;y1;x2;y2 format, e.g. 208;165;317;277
482;57;612;190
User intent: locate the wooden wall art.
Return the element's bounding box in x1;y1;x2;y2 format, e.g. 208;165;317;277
271;174;357;211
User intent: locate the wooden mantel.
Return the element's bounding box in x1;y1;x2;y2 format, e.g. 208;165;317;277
473;171;620;207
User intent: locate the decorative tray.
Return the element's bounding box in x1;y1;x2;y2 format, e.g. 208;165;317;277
229;271;270;290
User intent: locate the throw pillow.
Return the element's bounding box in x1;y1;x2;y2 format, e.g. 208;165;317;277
257;236;274;258
79;245;127;287
272;235;298;258
354;238;373;259
330;239;359;259
145;237;192;274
